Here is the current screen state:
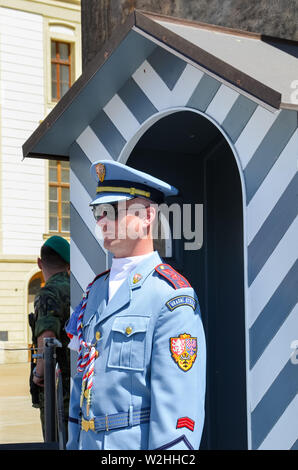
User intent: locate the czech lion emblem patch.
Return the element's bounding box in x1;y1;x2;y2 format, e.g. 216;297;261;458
95;163;105;182
170;333;197;372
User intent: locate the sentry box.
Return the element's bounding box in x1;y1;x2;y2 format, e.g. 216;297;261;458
23;10;298;450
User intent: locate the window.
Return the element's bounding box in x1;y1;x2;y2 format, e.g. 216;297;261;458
51;40;71;101
49;161;70;233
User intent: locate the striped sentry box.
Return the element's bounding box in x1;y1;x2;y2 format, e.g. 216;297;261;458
69;45;298;450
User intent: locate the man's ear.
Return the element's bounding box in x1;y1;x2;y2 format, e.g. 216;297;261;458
37;257;42;270
145;204;157;227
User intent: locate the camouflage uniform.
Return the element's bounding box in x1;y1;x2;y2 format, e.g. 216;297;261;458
33;271;70;438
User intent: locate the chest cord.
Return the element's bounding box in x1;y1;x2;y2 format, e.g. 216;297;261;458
76;273;106;416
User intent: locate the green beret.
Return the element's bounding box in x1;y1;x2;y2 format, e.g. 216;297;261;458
43;236;70;264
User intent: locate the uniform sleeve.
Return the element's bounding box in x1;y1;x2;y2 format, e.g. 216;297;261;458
66;303;84;448
65;299;84;351
65;299;83;338
148;288;206;450
66;371;82;450
34;289;62;339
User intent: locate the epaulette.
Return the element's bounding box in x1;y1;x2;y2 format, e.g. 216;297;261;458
155;263;191;289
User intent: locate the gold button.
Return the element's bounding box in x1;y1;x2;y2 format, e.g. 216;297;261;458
95;331;101;341
125;326;132;335
95;351;99;358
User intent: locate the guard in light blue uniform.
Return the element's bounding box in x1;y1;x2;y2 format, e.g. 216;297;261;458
66;160;206;450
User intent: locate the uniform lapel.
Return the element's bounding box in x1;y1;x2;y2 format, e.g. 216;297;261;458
95;280;109;320
98;276;131;324
83;273;109;327
97;251;163;325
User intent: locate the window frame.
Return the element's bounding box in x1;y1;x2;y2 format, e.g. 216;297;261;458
48;160;70;234
47;20;81;108
51;40;72;102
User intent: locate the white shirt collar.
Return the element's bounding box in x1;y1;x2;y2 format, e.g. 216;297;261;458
108;252;153;300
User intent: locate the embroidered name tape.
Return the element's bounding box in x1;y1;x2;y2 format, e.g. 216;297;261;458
166;295;197;311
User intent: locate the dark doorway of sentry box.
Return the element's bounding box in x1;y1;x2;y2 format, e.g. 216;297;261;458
127;110;247;450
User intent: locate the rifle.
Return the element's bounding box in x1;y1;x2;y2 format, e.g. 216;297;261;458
55;363;66;450
28;312;40;408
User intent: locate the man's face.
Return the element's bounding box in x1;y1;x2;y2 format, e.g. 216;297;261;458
92;198;153;257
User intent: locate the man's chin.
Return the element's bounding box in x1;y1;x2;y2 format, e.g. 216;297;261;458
103;237;120;251
103;237;131;257
103;237;114;247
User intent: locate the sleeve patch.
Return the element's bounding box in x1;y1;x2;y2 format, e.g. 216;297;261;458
155;264;191;289
170;333;197;372
166;295;197;311
177;417;195;432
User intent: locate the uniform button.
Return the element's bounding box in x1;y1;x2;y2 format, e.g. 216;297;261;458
125;326;133;335
95;351;99;358
96;331;101;341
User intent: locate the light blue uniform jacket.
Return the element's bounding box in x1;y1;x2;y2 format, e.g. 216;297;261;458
67;251;206;450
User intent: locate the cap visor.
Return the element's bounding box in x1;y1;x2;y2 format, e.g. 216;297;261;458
89;193;134;205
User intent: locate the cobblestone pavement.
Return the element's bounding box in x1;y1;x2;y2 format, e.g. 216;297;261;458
0;362;43;444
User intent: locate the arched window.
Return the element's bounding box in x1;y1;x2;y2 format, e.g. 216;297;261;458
48;22;78;106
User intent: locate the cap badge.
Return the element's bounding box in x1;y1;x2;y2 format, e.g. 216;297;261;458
133;273;142;284
95;163;105;183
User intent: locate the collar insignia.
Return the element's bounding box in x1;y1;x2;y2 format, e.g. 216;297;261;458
132;273;142;284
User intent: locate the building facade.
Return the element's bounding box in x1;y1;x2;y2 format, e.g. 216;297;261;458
0;0;81;363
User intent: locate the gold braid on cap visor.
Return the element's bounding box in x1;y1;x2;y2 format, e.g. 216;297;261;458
96;186;151;199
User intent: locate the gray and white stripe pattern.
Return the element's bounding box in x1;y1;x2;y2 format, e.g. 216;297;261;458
69;46;298;450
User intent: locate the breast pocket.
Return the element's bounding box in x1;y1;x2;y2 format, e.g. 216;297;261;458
108;316;150;371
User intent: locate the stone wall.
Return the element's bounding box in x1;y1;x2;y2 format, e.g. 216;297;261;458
81;0;297;70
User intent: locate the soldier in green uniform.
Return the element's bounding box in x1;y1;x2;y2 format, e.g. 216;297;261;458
31;235;70;439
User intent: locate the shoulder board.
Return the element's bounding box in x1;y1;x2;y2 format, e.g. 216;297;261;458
155;264;191;289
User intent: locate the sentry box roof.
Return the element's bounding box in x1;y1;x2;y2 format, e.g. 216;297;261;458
22;10;298;161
